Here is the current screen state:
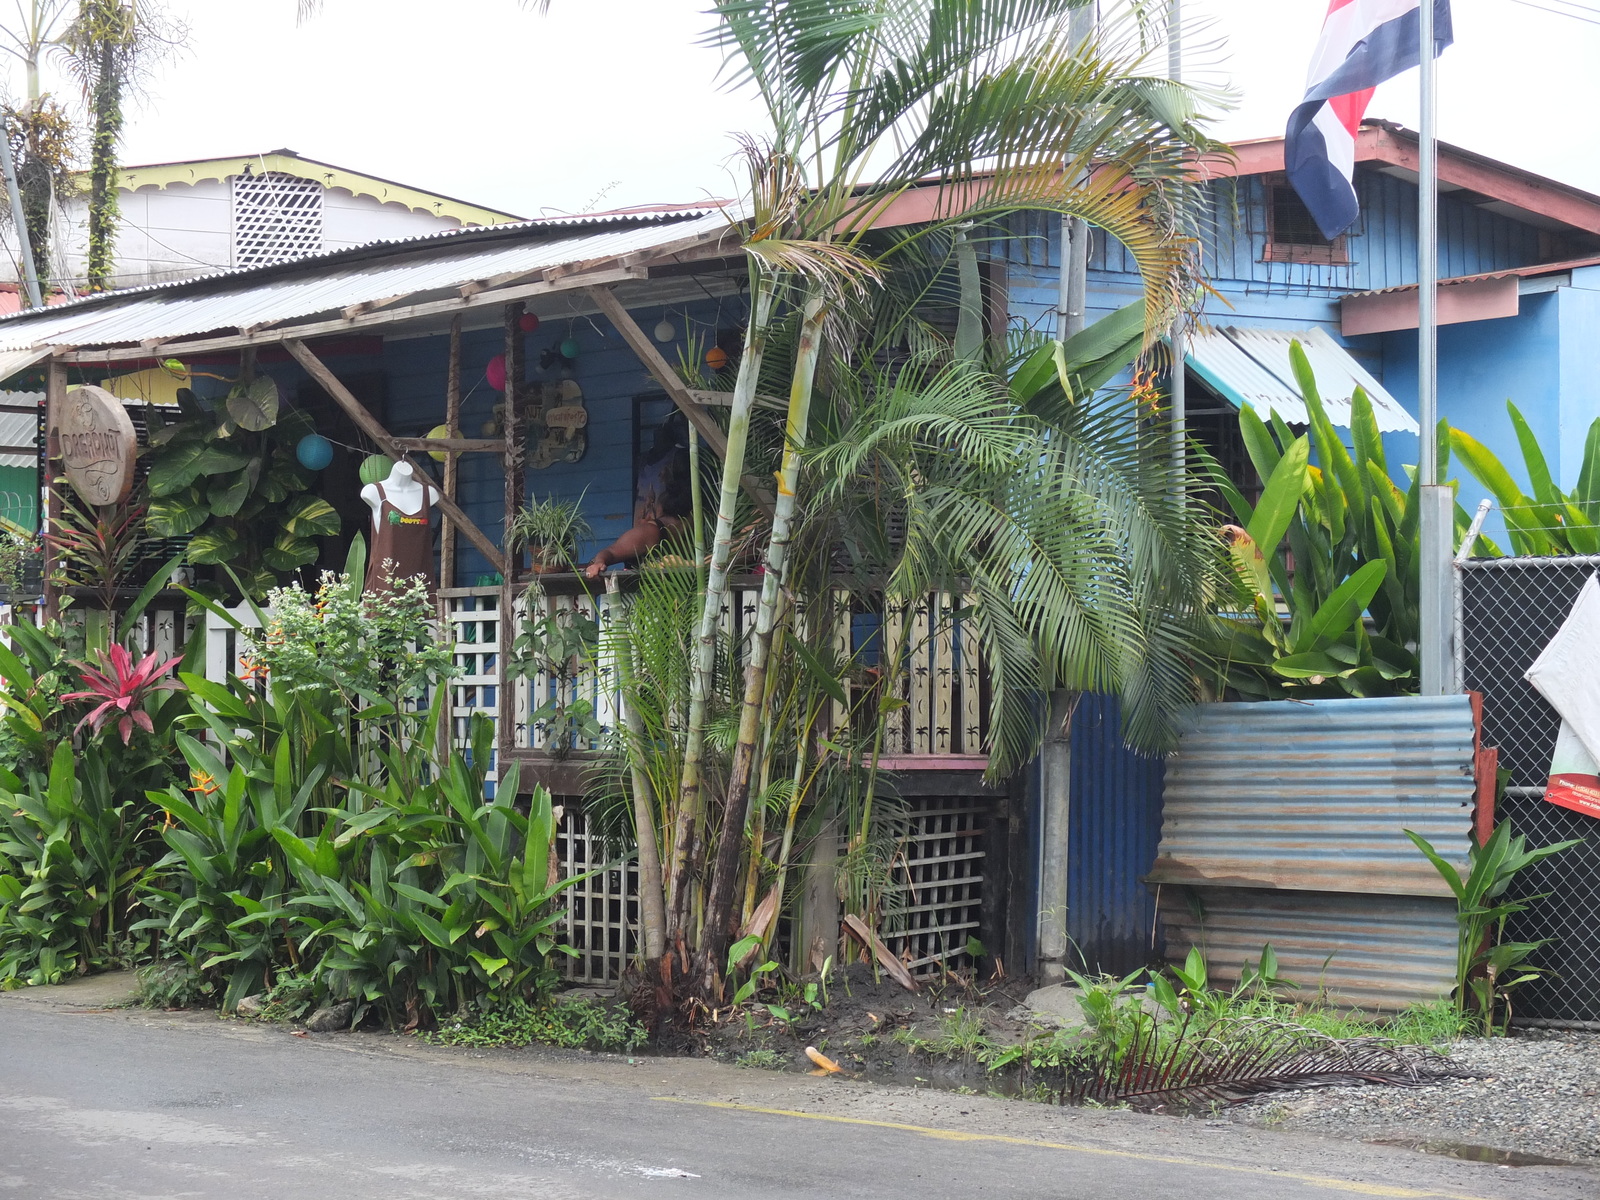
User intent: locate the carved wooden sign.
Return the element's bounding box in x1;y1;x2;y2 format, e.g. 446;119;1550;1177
51;385;136;506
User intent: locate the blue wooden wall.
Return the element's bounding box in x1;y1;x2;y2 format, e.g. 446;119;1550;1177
376;297;742;583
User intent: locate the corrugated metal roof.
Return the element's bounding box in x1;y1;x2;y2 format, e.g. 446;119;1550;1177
1149;695;1476;898
0;408;37;468
1159;887;1458;1011
0;210;736;354
1185;325;1418;435
1342;252;1600;299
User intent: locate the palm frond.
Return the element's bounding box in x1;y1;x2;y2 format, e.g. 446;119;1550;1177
1067;1017;1465;1111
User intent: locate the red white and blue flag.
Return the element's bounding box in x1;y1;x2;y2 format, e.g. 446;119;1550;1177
1286;0;1453;240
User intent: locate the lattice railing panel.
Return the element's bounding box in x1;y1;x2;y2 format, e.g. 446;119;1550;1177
878;796;988;976
555;805;639;985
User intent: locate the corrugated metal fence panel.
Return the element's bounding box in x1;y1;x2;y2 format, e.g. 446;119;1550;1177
1150;696;1476;898
1067;693;1165;977
1159;888;1459;1012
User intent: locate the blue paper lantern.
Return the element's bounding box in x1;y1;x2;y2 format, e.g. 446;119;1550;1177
296;433;334;471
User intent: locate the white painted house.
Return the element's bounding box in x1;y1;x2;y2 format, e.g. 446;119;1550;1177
54;150;523;291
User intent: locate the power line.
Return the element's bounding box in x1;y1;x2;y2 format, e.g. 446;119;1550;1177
1507;0;1600;26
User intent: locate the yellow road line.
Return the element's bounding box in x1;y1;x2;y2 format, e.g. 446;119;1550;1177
652;1097;1495;1200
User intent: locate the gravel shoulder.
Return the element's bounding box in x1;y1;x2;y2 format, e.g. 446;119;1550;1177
1222;1030;1600;1168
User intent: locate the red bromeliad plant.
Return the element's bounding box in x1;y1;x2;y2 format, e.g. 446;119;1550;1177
62;645;182;744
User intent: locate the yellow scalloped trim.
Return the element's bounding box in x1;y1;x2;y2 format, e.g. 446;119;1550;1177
100;153;522;227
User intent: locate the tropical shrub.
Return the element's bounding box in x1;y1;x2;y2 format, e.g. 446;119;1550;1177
144;382;339;598
1207;344;1426;698
1407;821;1582;1036
0;743;153;985
1449;399;1600;556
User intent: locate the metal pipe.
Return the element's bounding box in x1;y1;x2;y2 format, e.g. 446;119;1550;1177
0;132;42;309
1056;3;1097;344
1417;0;1452;696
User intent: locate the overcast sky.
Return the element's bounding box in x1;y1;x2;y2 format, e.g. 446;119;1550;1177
23;0;1600;218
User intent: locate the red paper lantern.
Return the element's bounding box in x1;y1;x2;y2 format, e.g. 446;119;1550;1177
486;353;507;391
519;312;541;333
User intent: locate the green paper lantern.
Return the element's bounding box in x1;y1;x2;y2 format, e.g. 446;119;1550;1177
359;454;396;485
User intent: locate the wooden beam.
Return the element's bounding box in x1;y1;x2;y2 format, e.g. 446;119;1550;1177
282;338;506;576
440;315;462;592
58;266;650;365
42;358;65;622
393;437;502;453
586;284;775;516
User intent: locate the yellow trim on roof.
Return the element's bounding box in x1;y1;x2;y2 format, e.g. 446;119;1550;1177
100;153;522;227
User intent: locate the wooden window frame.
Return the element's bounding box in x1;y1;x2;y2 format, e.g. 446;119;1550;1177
1262;177;1350;266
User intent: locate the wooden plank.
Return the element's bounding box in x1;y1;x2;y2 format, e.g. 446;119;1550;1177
910;594;931;756
934;592;954;756
41;357;65;622
959;592;980;757
282;338;506;576
831;589;851;738
440;315;462;592
58;267;647;364
393;437;501;453
883;601;906;755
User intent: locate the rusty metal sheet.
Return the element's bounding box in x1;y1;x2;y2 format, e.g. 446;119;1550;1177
1159;886;1458;1011
1148;695;1475;898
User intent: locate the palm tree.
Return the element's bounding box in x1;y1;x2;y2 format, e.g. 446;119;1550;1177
677;0;1218;991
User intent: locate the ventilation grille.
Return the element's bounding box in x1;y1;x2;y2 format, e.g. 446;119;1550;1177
232;172;325;268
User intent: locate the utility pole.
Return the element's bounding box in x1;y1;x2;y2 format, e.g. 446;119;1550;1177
0;135;42;309
1418;0;1453;695
1056;2;1097;345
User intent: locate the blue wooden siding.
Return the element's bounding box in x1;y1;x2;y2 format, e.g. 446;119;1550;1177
1067;694;1166;977
1003;168;1547;341
379;297;743;583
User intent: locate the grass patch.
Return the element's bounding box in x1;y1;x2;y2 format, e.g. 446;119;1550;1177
424;996;647;1053
735;1048;787;1070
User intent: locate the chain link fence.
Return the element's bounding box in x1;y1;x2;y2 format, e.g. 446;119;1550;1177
1458;554;1600;1026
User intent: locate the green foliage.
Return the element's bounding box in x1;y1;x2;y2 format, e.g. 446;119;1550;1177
1208;342;1438;699
509;596;603;758
424;995;647;1052
0;619;78;776
1450;400;1600;555
144;387;338;597
507;495;592;568
0;742;150;986
247;569;453;709
135;958;215;1009
735;1047;787;1070
1407;821;1583;1036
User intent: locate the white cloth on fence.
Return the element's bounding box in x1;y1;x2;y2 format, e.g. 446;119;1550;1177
1526;573;1600;763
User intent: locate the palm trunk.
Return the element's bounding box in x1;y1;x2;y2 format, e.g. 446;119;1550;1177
695;292;825;991
607;575;667;961
85;29;124;291
665;276;777;941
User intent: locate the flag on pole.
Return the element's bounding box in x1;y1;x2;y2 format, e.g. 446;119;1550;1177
1286;0;1453;240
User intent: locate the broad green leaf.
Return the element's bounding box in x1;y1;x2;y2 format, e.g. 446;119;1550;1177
226;376;281;432
1245;434;1310;565
1507;401;1560;508
186;526;245;565
1294;560;1387;654
146;488;209;537
1271;651;1350;679
282;495;340;539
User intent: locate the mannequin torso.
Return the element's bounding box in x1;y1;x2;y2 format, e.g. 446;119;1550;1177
361;461;439;518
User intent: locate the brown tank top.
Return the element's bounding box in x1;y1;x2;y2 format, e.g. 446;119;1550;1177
364;481;436;598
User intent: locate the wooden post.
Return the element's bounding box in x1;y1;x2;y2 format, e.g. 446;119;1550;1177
440;315;462;591
41;357;66;623
282;339;505;576
498;304;525;776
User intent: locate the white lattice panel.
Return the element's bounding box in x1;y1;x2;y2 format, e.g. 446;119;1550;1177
880;797;988;975
556;806;639;984
232;171;325;267
446;591;501;780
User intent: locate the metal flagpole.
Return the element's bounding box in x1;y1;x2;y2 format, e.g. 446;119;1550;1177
1418;0;1454;695
1057;2;1097;345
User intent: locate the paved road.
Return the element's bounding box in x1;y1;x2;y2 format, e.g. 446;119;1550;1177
1;978;1595;1200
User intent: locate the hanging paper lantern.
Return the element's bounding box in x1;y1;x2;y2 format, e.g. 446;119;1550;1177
560;337;580;360
519;312;541;333
425;424;452;462
705;345;730;371
653;319;676;343
486;353;508;391
296;432;333;471
359;454;395;485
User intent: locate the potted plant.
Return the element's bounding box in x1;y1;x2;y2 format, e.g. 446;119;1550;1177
507;494;591;573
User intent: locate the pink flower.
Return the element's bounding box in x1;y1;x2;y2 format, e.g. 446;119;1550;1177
62;646;183;745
